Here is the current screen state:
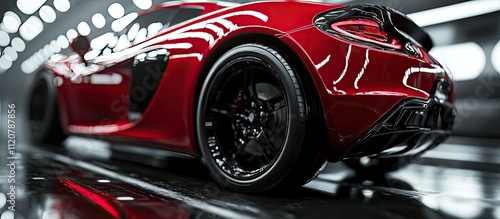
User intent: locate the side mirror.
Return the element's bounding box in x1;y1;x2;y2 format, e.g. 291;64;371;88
70;35;90;61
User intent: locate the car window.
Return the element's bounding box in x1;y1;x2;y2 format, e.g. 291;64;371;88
170;8;203;26
96;7;204;58
105;8;179;53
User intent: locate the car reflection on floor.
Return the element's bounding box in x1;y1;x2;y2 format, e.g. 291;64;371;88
0;136;499;219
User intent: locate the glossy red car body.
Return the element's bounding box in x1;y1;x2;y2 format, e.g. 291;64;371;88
44;1;454;161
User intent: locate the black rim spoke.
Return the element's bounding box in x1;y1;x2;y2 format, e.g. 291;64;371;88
267;93;284;106
266;93;286;112
244;69;259;101
255;130;277;162
207;100;239;118
270;104;286;113
208;108;235;118
234;138;248;156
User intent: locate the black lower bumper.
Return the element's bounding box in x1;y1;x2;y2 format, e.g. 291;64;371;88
342;79;455;159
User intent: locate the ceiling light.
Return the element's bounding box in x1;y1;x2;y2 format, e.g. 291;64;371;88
34;51;44;63
17;0;47;15
50;40;61;53
0;56;13;71
3;47;18;61
49;54;66;62
0;191;5;208
0;31;10;46
77;22;91;36
32;52;40;63
133;28;147;44
0;23;7;32
54;0;71;12
111;12;137;32
108;3;125;19
11;37;26;52
408;1;500;27
41;47;50;58
66;29;78;41
92;13;106;29
19;16;44;41
127;23;139;41
492;40;500;75
43;44;54;57
114;34;129;51
147;22;162;37
39;5;56;23
430;42;486;81
0;208;15;219
57;35;69;48
3;11;21;33
21;59;37;74
91;32;114;50
132;0;152;10
84;49;100;60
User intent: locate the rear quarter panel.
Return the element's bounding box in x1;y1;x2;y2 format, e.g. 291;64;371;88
284;26;451;155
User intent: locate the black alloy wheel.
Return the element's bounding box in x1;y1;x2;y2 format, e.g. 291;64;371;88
28;71;66;144
197;44;326;193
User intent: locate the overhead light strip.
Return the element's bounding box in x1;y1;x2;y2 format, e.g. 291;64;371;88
408;0;500;27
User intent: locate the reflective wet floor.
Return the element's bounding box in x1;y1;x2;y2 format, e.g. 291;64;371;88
1;135;500;219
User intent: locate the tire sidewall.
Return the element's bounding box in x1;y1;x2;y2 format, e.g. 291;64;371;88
29;71;57;142
196;44;307;192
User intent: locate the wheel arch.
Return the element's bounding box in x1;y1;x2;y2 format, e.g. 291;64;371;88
193;32;330;158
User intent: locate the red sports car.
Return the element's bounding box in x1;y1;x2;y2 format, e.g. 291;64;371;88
29;1;455;193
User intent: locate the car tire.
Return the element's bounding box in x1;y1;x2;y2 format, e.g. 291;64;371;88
196;43;325;193
28;70;67;144
343;156;415;174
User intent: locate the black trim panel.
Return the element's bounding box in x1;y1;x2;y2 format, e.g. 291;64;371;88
339;79;455;160
129;50;169;122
